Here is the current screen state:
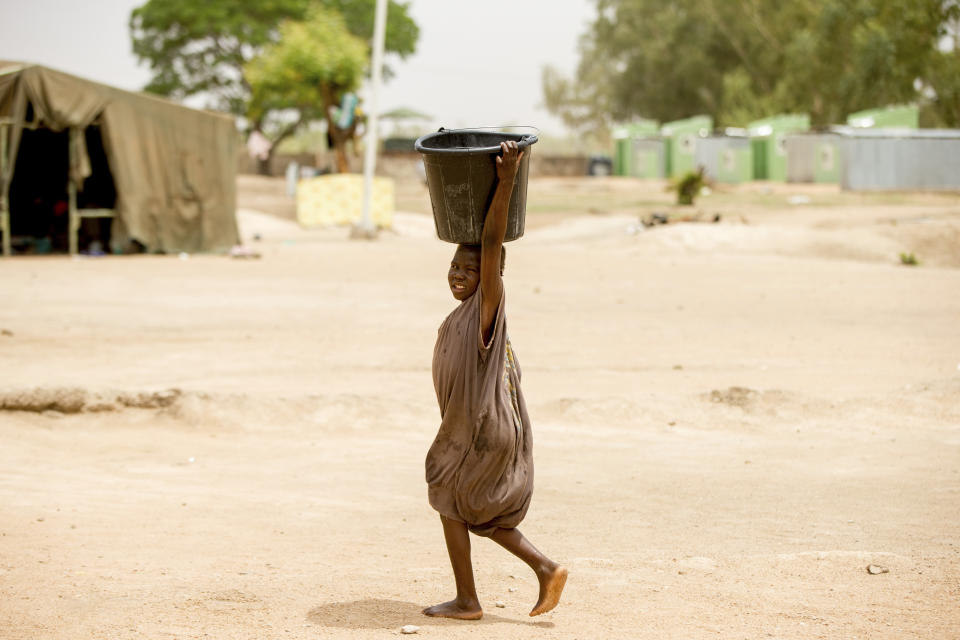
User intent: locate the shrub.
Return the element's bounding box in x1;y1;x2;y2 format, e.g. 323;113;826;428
674;167;706;206
899;252;919;266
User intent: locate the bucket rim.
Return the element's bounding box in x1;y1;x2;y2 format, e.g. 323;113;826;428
415;128;539;155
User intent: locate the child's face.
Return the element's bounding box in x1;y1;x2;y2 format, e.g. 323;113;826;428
448;245;481;300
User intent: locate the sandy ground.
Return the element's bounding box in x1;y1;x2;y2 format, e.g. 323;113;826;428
1;178;960;639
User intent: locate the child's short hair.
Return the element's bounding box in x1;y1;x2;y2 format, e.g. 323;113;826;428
459;244;506;275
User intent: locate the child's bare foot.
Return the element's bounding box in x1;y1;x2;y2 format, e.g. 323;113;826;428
422;599;483;620
529;565;568;616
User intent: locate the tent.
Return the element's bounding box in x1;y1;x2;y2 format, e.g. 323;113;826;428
0;62;238;256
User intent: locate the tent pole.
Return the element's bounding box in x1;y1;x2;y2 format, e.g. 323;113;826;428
68;127;78;256
352;0;388;240
1;122;9;257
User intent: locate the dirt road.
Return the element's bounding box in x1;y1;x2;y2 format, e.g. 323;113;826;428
1;180;959;639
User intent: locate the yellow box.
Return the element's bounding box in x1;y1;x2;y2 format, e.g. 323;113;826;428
296;174;394;228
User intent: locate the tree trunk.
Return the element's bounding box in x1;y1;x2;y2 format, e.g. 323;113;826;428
252;114;305;176
256;153;272;176
324;96;360;174
333;143;350;173
327;120;354;173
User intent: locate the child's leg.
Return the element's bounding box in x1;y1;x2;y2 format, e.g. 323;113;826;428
422;515;483;620
490;527;568;616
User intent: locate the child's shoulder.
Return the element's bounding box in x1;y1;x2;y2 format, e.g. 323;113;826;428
440;293;479;329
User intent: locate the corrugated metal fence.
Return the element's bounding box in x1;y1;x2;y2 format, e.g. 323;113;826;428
841;130;960;190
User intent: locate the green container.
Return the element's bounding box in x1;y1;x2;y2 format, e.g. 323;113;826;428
717;144;753;183
612;120;659;176
695;136;752;183
813;139;840;183
846;105;919;129
614;137;630;176
785;134;843;184
749;114;810;181
661;115;712;178
632;139;665;178
751;138;768;180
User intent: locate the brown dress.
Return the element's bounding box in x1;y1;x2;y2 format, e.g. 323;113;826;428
426;289;533;536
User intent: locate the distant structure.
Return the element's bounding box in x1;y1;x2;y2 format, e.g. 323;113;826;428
661;115;712;178
839;128;960;191
748;114;810;182
0;62;239;256
695;131;752;184
785;132;843;184
846;105;919;130
612;119;662;178
784;104;960;190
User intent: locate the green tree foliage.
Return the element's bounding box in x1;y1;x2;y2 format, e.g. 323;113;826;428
544;0;960;130
130;0;418;168
246;7;368;172
131;0;311;115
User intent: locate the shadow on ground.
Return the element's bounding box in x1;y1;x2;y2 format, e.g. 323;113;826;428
306;598;554;629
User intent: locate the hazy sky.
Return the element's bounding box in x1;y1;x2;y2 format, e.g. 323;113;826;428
0;0;595;137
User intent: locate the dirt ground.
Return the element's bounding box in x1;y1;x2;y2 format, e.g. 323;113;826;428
1;177;959;639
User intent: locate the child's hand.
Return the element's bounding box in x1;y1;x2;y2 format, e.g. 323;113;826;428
496;140;524;183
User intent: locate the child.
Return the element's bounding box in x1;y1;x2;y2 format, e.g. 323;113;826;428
424;140;567;620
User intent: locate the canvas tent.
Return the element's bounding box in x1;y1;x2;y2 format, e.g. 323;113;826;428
0;62;238;256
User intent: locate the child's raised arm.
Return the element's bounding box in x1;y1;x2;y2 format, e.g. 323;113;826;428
479;140;524;344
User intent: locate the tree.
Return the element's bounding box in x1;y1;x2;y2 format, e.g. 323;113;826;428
544;0;756;130
544;0;960;132
246;7;367;173
771;0;957;125
130;0;419;170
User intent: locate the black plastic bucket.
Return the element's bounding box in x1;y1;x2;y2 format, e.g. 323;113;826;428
415;128;538;244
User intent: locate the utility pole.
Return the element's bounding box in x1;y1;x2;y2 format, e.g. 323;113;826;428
352;0;388;240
